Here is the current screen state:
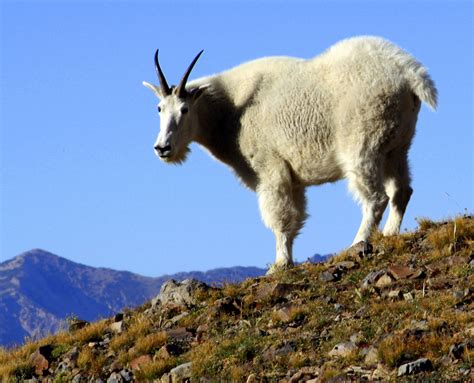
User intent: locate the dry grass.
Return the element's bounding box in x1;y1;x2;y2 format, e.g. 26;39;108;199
110;314;153;352
77;346;108;376
74;320;108;344
133;357;180;381
378;332;451;368
1;215;472;382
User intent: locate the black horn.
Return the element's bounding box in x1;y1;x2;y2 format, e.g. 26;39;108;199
154;49;171;96
176;50;204;98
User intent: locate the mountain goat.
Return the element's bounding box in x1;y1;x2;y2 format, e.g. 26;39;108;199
143;36;437;272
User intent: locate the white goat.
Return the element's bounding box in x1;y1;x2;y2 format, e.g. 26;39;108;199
143;36;437;272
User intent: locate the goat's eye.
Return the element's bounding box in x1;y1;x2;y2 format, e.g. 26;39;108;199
157;106;162;113
181;106;189;114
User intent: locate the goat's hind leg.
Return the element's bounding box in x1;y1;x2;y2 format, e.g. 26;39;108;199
383;150;412;236
346;164;389;245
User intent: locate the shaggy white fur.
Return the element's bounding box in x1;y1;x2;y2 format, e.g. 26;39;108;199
143;36;437;271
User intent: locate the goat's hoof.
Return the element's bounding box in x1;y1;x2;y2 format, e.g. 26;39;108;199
266;262;294;275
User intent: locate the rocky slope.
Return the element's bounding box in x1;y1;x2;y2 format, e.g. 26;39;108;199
0;216;472;382
0;250;267;347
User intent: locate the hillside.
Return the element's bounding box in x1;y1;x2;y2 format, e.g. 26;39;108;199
0;250;266;347
0;216;472;382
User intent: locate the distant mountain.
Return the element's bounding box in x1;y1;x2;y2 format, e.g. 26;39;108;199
0;249;265;347
307;253;331;263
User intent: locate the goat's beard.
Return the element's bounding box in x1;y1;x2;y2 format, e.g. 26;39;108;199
162;146;190;165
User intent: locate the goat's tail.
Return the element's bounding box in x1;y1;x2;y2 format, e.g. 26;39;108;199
395;52;438;111
404;61;438;111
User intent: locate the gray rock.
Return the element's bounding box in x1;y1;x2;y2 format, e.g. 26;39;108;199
363;346;379;365
55;360;71;374
107;372;123;383
120;369;133;382
328;342;357;357
319;269;341;282
361;269;386;288
109;320;124;334
348;241;373;258
169;362;192;383
153;279;209;307
397;358;433;376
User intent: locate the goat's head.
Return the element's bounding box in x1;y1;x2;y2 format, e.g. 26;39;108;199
143;50;206;164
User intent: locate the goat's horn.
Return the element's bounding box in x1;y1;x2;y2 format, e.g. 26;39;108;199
177;50;204;98
154;49;171;96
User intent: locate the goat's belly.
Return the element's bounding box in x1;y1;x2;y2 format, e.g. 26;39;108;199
288;150;343;186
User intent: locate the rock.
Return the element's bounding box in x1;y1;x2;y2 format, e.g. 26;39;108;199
320;261;357;283
345;366;372;379
453;288;470;301
409;268;426;279
255;282;300;302
388;289;402;299
168;362;192;382
363;346;379;365
320;270;340;282
213;297;241;316
66;346;80;363
397;358;433;376
361;269;386;288
335;260;358;269
347;241;373;258
263;342;295;361
165;327;193;340
109;321;124;334
109;360;124;372
29;345;54;376
388;264;414;280
288;366;320;382
107;372;123;383
119;369;133;382
55;360;72;374
68;318;89;332
155;344;182;360
130;354;152;370
403;292;414;301
169;311;189;325
375;273;393;288
274;306;293;322
153;279;209;307
371;363;391;380
328;342;357;358
29;351;49;376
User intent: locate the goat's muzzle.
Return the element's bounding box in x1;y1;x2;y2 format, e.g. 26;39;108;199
154;144;172;158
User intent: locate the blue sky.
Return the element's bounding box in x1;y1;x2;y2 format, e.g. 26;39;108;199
1;1;472;276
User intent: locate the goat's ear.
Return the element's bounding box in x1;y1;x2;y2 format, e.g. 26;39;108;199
189;84;210;101
142;81;163;99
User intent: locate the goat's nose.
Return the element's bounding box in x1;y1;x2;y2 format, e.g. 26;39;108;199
154;144;172;157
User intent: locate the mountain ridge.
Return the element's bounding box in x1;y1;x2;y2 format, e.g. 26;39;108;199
1;249;328;347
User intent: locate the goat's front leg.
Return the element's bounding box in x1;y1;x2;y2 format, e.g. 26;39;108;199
256;164;307;274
